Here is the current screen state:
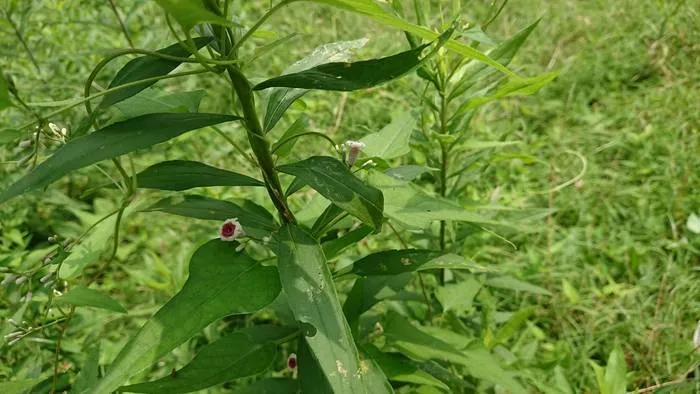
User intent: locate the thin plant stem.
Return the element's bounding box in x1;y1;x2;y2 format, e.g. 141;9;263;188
5;13;44;83
50;306;75;394
212;126;257;167
232;0;293;52
107;0;134;48
270;131;338;155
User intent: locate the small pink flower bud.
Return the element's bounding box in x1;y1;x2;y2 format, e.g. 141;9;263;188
219;218;244;241
287;353;297;369
344;140;365;167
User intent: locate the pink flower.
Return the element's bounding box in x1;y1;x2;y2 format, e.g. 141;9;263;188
287;353;297;369
345;140;365;167
219;218;244;241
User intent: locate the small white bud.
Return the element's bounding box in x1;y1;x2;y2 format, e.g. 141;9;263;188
344;140;366;167
235;244;245;252
361;159;376;168
693;320;700;349
1;275;17;286
44;280;55;288
18;140;32;149
15;276;28;285
40;272;53;283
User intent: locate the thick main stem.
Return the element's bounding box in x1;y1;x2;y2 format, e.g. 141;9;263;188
226;66;296;224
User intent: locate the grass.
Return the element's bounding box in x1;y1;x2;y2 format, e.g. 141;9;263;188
1;0;699;392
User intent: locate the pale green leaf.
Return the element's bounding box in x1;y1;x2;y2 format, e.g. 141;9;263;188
360;110;416;160
54;286;126;313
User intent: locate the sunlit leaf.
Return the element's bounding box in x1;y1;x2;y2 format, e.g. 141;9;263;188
73;345;100;394
54;286;126;313
278;156;384;229
135;160;264;191
114;90;206;119
93;240;281;394
120;325;299;393
360;110;416;160
274;225;393;394
154;0;232;28
0;113;241;204
99;38;212;108
436;275;481;313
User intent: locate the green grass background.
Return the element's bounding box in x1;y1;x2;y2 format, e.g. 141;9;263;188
1;0;698;392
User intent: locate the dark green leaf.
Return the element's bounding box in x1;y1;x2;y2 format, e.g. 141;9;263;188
336;250;483;277
360;110;416;159
0;379;43;394
254;27;453;92
494;307;536;345
114;90;206;119
145;195;277;239
0;72;10;111
322;225;373;260
278;156;384;229
154;0;232;28
455;71;558;114
342;274;412;336
284;176;307;197
93;240;281;394
272;115;308;157
99;37;212;108
263;38;368;132
135;160;264;190
231;378;299;394
301;1;516;75
121;325;299;393
54;286;126;313
0;113;240;204
311;203;345;237
274;225;392;394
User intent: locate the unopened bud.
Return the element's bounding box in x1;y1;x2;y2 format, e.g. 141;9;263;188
344;140;365;167
40;272;53;283
1;275;17;286
15;276;28;285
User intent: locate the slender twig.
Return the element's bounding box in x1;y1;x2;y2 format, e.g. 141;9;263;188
232;0;293;52
5;13;44;82
270;131;338;155
107;0;134;48
331;93;348;134
212;126;257;167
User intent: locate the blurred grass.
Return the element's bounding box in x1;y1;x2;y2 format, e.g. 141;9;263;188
0;0;698;392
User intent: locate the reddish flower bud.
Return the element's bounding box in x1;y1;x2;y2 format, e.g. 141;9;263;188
287;353;297;369
219;218;244;241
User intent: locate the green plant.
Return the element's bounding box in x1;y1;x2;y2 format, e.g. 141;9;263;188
0;1;561;393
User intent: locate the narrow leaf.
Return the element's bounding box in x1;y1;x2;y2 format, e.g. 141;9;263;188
336;250;483;277
274;225;393;394
302;0;515;76
278;156;384;229
99;37;212;108
385;165;435;182
263;38;368;132
73;345;101;394
114;90;206;119
254;26;452;92
120;325;299;393
135;160;264;190
0;72;10;111
322;225;373;259
363;345;449;391
154;0;232;28
342;274;412;335
360;110;416;159
0;113;240;204
436;276;481;313
144;195;277;239
54;286;126;313
271;115;308;157
93;240;281;394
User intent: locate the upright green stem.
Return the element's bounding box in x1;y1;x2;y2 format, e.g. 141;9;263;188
438;90;449;254
226;66;295;224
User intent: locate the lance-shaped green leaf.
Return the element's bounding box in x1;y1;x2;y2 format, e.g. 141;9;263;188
135;160;264;191
359;110;416;160
343;274;412;336
383;311;525;392
301;0;515;76
274;225;393;394
0;113;240;204
271;115;308;157
114;90;206;119
145;195;277;239
450;19;541;100
54;286;126;313
92;240;281;394
298;338;333;394
99;37;212;108
120;325;299;393
322;225;373;260
263;38;368;132
362;345;449;391
335;249;483;278
154;0;232;28
278;156;384;229
254;26;453;92
367;170;507;229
